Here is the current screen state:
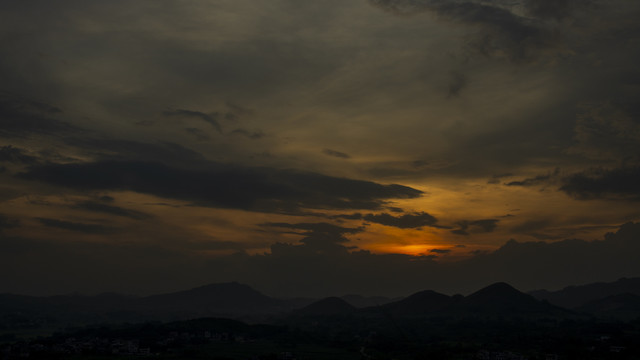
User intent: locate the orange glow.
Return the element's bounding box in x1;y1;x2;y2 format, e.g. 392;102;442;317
378;244;437;256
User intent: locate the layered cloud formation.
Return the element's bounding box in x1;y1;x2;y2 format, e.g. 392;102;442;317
0;0;639;296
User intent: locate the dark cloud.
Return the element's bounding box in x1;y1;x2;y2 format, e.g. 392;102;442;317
505;168;560;186
71;201;150;220
187;240;247;251
331;213;364;220
523;0;594;21
0;145;39;164
262;222;364;236
4;216;640;297
569;103;640;163
458;222;640;292
368;0;580;62
0;213;19;232
487;173;514;184
430;248;451;254
472;219;500;232
184;128;211;141
447;71;468;98
452;219;499;235
560;166;640;201
162;109;222;133
364;211;438;229
0;93;74;138
322;149;351;159
0;0;637;298
263;222;365;257
62;139;210;169
509;221;621;241
20;160;423;213
224;102;254;118
230;128;265;139
511;219;551;234
0;92;62;114
36;218;118;234
412;160;429;168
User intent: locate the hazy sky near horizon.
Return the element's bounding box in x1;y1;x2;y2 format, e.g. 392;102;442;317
1;0;640;297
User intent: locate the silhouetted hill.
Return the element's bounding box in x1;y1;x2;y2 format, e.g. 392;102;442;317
443;282;574;318
340;294;397;308
278;296;317;309
464;282;533;305
358;282;571;319
576;293;640;320
138;282;287;317
530;277;640;308
294;297;356;316
374;290;453;317
450;282;563;316
1;281;587;335
0;282;290;331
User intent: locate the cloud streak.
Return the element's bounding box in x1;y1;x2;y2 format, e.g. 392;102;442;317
364;212;439;229
367;0;591;62
452;219;500;235
36;218;118;234
20;161;423;213
323;149;351;159
163;109;222;133
71;201;150;220
560;167;640;201
0;94;75;138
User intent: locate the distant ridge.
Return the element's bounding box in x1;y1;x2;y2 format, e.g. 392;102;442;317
0;280;596;332
374;290;453;317
357;282;570;319
576;293;640;320
450;282;567;316
139;282;284;314
294;297;356;316
340;294;397;308
530;277;640;308
0;282;289;328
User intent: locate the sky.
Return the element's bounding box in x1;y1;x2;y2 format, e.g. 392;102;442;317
1;0;640;298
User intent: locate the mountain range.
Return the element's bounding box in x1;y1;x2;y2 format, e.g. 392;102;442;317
529;277;640;308
298;282;572;320
2;278;640;333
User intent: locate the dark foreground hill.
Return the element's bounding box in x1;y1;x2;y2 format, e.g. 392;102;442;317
9;302;640;360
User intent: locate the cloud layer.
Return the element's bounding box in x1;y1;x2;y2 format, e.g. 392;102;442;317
0;0;639;296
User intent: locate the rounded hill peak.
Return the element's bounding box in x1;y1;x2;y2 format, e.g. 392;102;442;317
469;282;521;298
296;297;356;316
